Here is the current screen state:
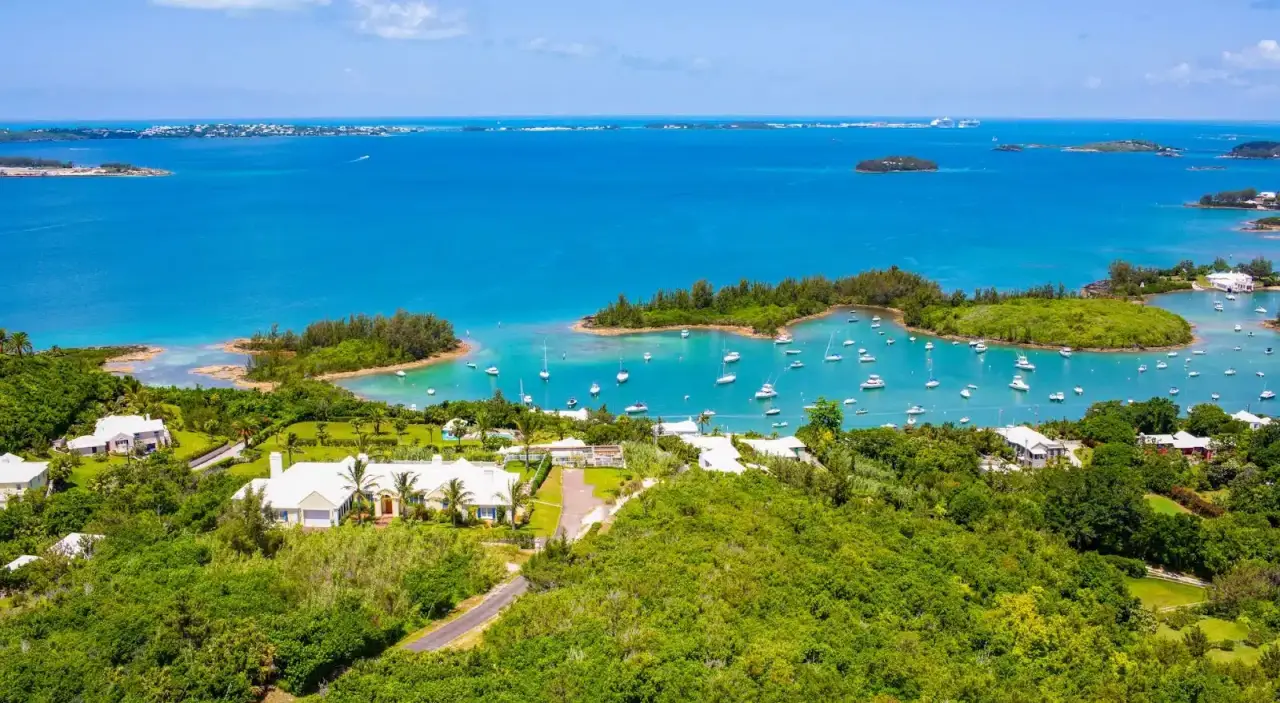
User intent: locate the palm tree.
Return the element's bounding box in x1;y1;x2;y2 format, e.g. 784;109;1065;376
0;329;7;355
350;416;366;437
355;432;372;456
342;458;375;525
441;477;473;527
315;422;329;447
8;331;32;358
372;408;386;435
449;419;469;449
473;408;492;445
393;417;409;442
696;411;712;434
283;432;302;467
390;470;418;520
513;410;542;468
498;478;531;527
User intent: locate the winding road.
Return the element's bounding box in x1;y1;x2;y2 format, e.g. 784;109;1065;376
403;576;529;652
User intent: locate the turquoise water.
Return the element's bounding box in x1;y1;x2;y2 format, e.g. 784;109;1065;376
3;118;1280;430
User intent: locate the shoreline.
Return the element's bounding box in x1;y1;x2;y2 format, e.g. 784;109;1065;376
188;339;474;389
101;345;165;375
0;166;171;178
570;319;774;340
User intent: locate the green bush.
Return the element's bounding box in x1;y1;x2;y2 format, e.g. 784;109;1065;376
1103;554;1148;578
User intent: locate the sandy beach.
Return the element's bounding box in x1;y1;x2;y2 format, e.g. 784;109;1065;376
315;341;473;381
188;364;277;391
188;340;473;389
101;345;165;374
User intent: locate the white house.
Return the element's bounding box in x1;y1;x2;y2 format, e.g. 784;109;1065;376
0;453;49;509
541;408;589;422
51;533;103;559
68;415;172;456
1207;271;1255;293
1233;410;1273;430
1139;431;1213;458
655;418;701;437
4;555;40;571
994;426;1067;468
1258;191;1277;201
234;452;523;527
497;438;625;467
681;435;748;473
740;436;809;460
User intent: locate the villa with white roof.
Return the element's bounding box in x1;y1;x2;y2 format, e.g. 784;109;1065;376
0;453;49;509
68;415;172;456
994;426;1067;468
1207;271;1254;293
234;452;523;528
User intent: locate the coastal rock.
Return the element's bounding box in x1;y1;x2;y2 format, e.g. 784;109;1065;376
854;156;938;173
1228;141;1280;159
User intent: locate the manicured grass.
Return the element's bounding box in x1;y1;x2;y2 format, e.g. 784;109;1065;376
171;429;222;462
583;468;631;502
1145;493;1192;516
286;420;446;445
528;468;563;538
1199;617;1250;642
1126;577;1207;610
918;298;1194;350
1209;645;1264;666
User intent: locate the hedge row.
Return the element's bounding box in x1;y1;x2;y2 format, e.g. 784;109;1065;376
1170;486;1226;518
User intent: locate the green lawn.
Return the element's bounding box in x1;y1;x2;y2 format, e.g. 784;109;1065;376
1199;617;1250;642
171;429;221;462
528;468;563;538
1126;577;1207;610
1145;494;1192;516
1209;645;1264;666
917;297;1193;350
285;420;447;445
583;468;632;502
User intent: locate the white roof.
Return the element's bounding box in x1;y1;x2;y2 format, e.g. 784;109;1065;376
1207;271;1253;284
51;533;103;558
69;415;167;448
1141;431;1211;450
741;436;807;458
1233;410;1272;426
0;453;49;484
4;555;39;571
681;434;738;455
541;408;589;422
699;447;747;474
656;418;700;436
234;455;523;511
995;426;1064;454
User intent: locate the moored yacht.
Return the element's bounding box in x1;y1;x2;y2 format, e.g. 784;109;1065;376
616;360;630;384
590;382;601;395
1049;391;1065;402
643;352;652;362
824;333;843;362
960;388;971;399
485;366;500;376
1156;361;1168;370
859;354;876;363
624;402;648;414
1014;355;1036;371
427;388;436;396
959;417;970;424
784;349;802;355
1215;301;1225;312
540;341;551;380
680;329;690;339
774;333;793;345
715;362;737;385
1211;393;1221;401
1074;386;1084;395
860;374;886;390
907;405;926;416
1009;374;1030;391
974;342;988;353
925;341;934;351
1227;293;1238;300
1059;347;1072;358
765;408;781;416
789;360;805;369
1258;306;1269;314
843;339;855;347
772;421;789;428
395;370;406;378
1226;368;1237;376
1169;387;1180;396
567;397;578;408
466;362;478;369
1189;371;1201;377
723;351;741;363
1263;389;1277;401
1139;364;1148;373
926;378;940;389
754;383;778;399
843;398;857;405
1235;324;1243;332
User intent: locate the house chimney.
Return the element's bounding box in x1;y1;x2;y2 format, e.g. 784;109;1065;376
269;452;283;479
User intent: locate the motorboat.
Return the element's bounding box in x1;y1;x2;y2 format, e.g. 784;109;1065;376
466;362;478;369
907;405;926;415
1156;361;1168;370
522;394;534;405
847;315;858;323
872;315;882;322
774;334;793;345
1194;350;1206;355
485;366;500;376
784;349;802;355
1259;371;1267;378
1214;301;1224;312
1235;346;1243;351
1258;306;1269;314
926;378;940;389
1049;391;1065;402
974;342;988;353
1060;347;1072;358
968;340;980;348
1139;365;1148;373
843;339;855;347
772;421;789;428
967;384;978;389
1167;351;1178;358
1227;293;1238;301
1009;375;1030;391
754;383;778;399
1169;387;1180;396
789;360;805;369
1211;393;1221;401
870;322;882;329
540;342;551;380
427;388;436;395
843;398;857;405
1264;390;1277;401
1189;371;1201;378
590;382;601;395
855;409;869;415
723;351;741;363
925;342;934;350
858;348;867;355
624;402;648;414
959;417;970;424
1014;355;1036;371
878;330;886;336
643;352;652;362
1235;324;1243;332
1074;386;1084;395
909;336;917;343
395;370;406;378
886;338;896;346
960;388;971;399
1226;368;1237;376
859;354;876;363
765;408;781;416
567;398;578;408
681;329;690;339
860;374;886;390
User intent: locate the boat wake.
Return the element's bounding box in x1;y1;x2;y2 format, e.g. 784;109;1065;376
349;155;370;163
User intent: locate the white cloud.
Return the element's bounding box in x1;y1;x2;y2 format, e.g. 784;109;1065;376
523;37;599;59
152;0;328;9
1083;76;1103;89
353;0;466;40
1223;39;1280;70
1145;62;1232;87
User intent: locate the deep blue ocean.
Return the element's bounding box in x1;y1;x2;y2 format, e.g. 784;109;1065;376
4;118;1280;430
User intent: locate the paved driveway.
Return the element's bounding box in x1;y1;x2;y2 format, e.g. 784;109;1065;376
403;576;529;652
558;468;605;540
189;442;245;472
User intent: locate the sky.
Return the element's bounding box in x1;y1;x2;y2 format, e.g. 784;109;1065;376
5;0;1280;120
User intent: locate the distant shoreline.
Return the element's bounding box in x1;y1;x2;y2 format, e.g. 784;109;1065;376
101;345;165;375
188;339;474;390
0;166;170;178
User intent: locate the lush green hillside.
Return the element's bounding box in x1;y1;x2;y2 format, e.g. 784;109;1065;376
917;298;1193;349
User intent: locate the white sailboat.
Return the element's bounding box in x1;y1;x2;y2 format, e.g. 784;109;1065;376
715;362;737;385
624;401;648;414
765;408;781;416
590;382;601;395
723;350;741;363
540;341;551;380
616;360;629;384
824;333;843;362
925;358;939;388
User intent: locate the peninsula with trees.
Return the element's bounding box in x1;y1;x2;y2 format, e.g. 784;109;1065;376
854;156;938;173
581;267;1194;350
0;157;169;178
1226;141;1280;159
1064;139;1181;154
1191;188;1278;210
194;310;466;387
1249;216;1280;233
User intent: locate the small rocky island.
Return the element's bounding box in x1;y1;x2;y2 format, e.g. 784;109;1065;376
0;157;170;178
1065;140;1180;154
854;156;938;173
993;144;1024;152
1192;188;1277;210
1227;141;1280;159
1248;216;1280;232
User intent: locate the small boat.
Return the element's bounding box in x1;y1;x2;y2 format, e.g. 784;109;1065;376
824;334;843;362
860;374;886;390
907;405;926;415
886;338;896;346
1214;301;1224;312
754;383;778;399
925;342;934;350
784;349;802;355
772;421;789;428
967;384;978;389
906;417;917;427
723;351;741;363
1049;392;1065;402
855;409;869;415
395;370;407;378
974;342;988;353
960;388;971;398
1258;306;1269;314
1009;375;1030;392
616;360;630;384
540;341;551;380
590;382;601;395
1235;324;1243;332
858;348;867;354
625;402;648;414
803;404;818;411
959;417;970;424
643;352;652;362
925;378;940;389
1235;346;1243;351
1138;364;1148;373
858;354;876;363
843;398;857;405
1167;351;1178;358
765;408;781;416
909;336;917;343
968;340;979;347
1073;386;1084;395
774;334;793;345
1156;361;1168;370
1169;387;1180;396
789;360;805;369
715;365;737;385
870;323;882;329
1211;393;1221;401
847;315;858;323
1227;293;1238;301
522;394;533;405
466;362;478;369
1226;368;1237;376
843;339;855;347
680;329;690;338
878;330;886;336
1059;347;1072;358
1194;349;1206;355
1264;390;1277;401
1259;371;1267;378
567;398;578;408
1189;371;1201;378
1014;355;1036;371
485;366;500;376
872;315;882;322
